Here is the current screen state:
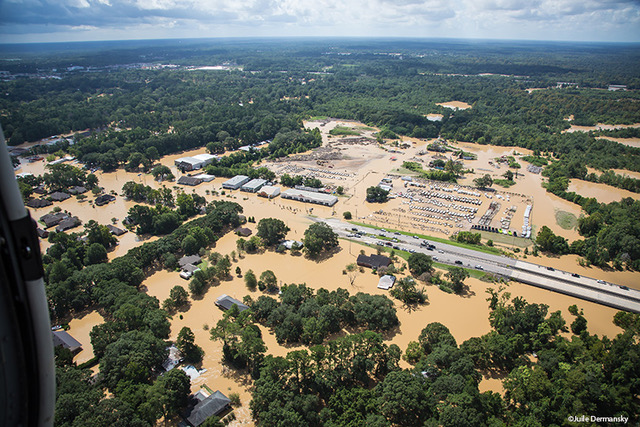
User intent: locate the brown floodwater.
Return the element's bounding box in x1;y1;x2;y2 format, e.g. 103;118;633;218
568;179;639;204
67;310;104;364
564;123;640;133
437;101;472;110
14;119;639;425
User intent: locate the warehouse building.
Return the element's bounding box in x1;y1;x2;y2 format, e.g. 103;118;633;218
257;185;281;199
175;153;217;171
241;178;267;193
281;188;338;206
222;175;250;190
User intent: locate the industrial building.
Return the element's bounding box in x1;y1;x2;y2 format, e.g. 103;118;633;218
281;188;338;206
222;175;250;190
257;185;281;199
241;178;267;192
174;153;217;171
192;173;215;182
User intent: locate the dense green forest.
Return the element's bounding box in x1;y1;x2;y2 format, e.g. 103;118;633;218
3;39;640;425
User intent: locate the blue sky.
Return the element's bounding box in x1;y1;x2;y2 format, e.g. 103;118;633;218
1;0;639;43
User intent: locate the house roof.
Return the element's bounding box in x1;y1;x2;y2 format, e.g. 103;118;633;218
177;176;203;186
40;212;68;228
52;330;82;352
106;224;127;236
357;254;391;269
95;194;115;205
49;191;71;201
27;198;53;208
377;275;396;290
215;294;249;312
179;254;202;268
68;186;87;194
55;217;81;232
181;264;201;274
36;228;49;239
185;390;231;427
234;227;252;237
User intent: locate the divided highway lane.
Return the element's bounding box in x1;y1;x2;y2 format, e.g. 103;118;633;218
321;218;640;313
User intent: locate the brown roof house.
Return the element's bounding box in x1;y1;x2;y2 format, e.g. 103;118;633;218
356;254;392;270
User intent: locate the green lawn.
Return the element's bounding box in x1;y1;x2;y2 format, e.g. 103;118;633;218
329;126;361;136
494;179;516;188
478;231;533;248
555;209;578;230
348;221;504;255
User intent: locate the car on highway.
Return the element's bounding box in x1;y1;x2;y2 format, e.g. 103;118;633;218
546;266;555;271
571;273;580;278
475;265;483;270
413;235;419;239
597;279;605;284
409;249;416;253
438;250;444;253
433;256;438;261
455;260;463;265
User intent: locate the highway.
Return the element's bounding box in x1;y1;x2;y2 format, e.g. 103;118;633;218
321;218;640;313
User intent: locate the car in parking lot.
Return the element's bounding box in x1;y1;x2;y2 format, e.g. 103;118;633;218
438;250;444;253
392;245;400;250
413;235;419;239
475;265;483;270
432;256;438;261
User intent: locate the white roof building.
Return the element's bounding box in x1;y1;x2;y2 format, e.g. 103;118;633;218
175;153;217;171
241;178;267;192
281;188;338;207
192;173;215;182
377;275;396;290
257;185;281;199
222;175;250;190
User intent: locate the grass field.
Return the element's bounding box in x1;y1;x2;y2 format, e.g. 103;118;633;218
494;179;516;188
348;221;504;255
555;209;578;230
329;126;361;136
478;231;533;248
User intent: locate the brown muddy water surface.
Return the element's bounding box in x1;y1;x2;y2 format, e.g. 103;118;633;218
15;119;638;425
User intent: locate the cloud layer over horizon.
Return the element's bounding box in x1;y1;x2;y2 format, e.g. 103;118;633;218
1;0;639;43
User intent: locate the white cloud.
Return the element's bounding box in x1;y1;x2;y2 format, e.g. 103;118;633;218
0;0;638;42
